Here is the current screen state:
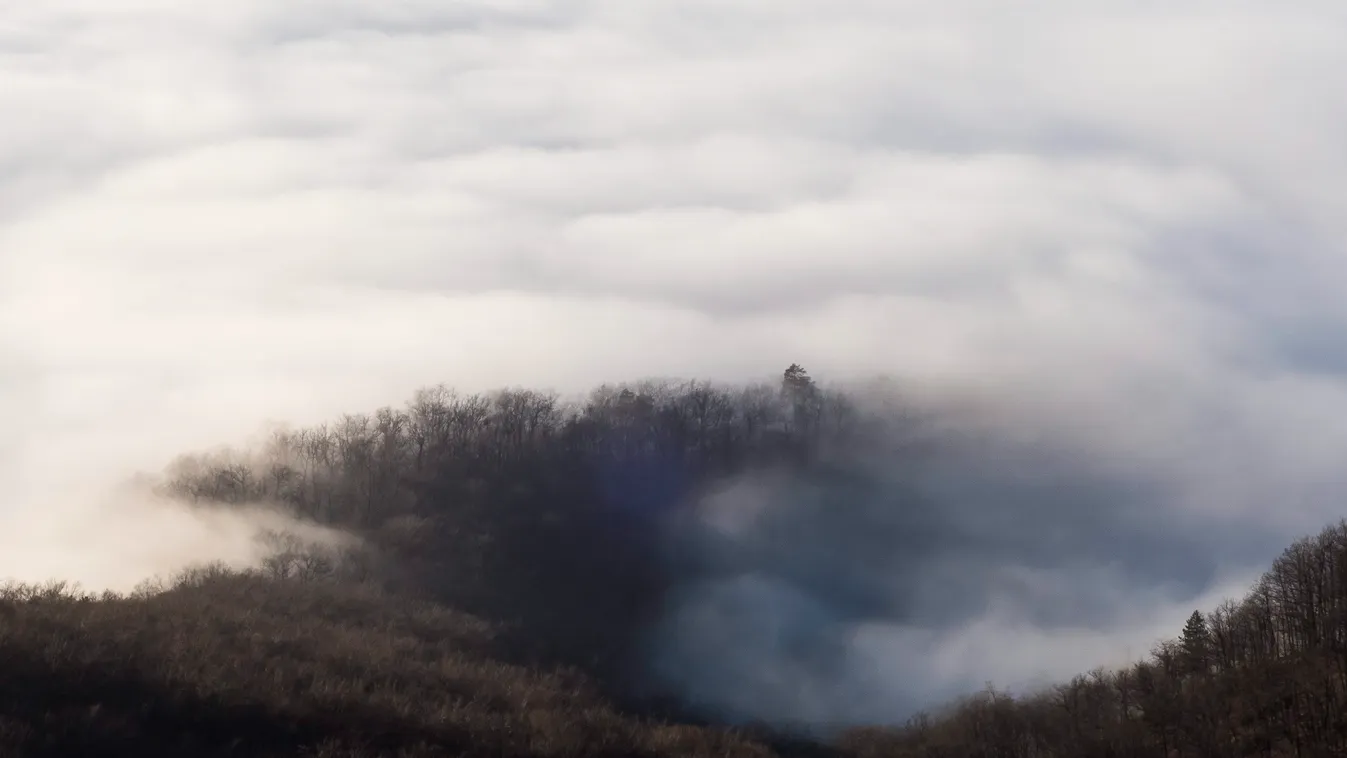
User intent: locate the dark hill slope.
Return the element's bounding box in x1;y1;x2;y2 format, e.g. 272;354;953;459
0;570;781;758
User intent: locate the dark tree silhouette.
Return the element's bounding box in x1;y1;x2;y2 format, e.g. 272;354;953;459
1180;609;1213;678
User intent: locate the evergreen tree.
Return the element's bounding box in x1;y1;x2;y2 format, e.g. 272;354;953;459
1179;609;1211;676
781;363;819;437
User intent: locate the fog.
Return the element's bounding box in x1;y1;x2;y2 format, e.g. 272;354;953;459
0;480;355;594
4;0;1347;727
649;384;1274;726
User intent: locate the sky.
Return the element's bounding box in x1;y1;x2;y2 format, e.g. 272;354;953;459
4;0;1347;726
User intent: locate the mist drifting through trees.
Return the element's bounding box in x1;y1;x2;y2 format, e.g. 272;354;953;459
1;366;1347;753
102;365;1334;746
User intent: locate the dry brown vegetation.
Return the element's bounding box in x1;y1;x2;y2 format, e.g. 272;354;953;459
0;568;781;757
9;366;1347;756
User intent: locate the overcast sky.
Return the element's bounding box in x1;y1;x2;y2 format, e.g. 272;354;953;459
4;0;1347;724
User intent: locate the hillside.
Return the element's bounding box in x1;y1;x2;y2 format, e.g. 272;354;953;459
5;520;1347;757
5;366;1347;756
837;519;1347;757
0;569;781;757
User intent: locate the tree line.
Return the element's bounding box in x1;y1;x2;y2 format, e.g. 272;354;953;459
157;364;1347;755
162;364;859;523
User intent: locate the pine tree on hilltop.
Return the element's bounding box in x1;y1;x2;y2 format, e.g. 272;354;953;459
781;363;820;436
1180;609;1212;676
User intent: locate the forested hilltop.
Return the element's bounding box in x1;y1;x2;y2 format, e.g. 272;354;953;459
158;363;883;690
4;365;1347;756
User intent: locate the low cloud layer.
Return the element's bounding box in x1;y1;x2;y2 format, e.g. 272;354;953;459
4;0;1347;725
